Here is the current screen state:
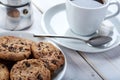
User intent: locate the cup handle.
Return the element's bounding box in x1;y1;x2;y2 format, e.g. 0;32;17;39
104;1;120;20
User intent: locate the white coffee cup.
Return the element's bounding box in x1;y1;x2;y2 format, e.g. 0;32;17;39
66;0;120;36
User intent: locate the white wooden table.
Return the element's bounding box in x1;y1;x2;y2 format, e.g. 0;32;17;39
1;0;120;80
32;0;120;80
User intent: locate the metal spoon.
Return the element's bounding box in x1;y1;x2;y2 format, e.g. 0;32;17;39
33;34;112;47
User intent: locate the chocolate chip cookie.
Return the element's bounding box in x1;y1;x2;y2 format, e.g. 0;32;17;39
32;42;65;72
10;59;51;80
0;36;33;61
0;63;9;80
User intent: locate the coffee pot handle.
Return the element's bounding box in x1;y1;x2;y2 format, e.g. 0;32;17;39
104;1;120;20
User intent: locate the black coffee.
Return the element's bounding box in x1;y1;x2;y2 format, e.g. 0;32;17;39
94;0;104;4
71;0;104;8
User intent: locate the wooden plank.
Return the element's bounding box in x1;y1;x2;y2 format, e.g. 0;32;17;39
59;46;102;80
79;46;120;80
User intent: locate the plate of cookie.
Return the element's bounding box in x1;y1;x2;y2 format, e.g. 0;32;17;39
0;31;67;80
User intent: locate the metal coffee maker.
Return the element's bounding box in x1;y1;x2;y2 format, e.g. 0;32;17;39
0;0;33;30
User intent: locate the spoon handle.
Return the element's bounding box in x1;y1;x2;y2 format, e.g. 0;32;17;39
33;34;86;42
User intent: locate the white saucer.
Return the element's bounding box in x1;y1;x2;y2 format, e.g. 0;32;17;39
41;3;120;52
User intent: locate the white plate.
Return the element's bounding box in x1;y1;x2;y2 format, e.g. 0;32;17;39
0;31;67;80
41;3;120;53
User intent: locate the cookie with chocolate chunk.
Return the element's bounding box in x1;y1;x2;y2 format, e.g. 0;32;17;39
0;63;9;80
10;59;51;80
32;42;65;72
0;36;33;61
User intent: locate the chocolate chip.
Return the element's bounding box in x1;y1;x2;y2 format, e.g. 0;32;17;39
8;46;16;52
38;48;41;50
24;61;30;67
57;56;61;59
37;74;43;80
2;44;8;48
19;77;22;80
60;64;63;67
25;49;30;51
20;42;24;45
23;54;28;58
46;46;49;48
52;60;57;65
2;65;5;68
19;47;23;51
43;61;49;69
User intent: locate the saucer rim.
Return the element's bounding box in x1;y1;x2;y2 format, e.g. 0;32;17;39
41;3;120;53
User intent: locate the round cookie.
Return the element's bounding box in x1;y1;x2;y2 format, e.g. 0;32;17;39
0;63;9;80
0;36;33;61
32;42;65;72
10;59;51;80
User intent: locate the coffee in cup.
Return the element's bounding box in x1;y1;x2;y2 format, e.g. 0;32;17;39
71;0;104;8
94;0;104;4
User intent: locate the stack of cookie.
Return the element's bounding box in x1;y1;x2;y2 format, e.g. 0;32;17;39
0;36;65;80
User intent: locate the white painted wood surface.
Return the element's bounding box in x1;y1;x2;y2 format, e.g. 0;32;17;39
59;46;102;80
80;46;120;80
32;0;120;80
